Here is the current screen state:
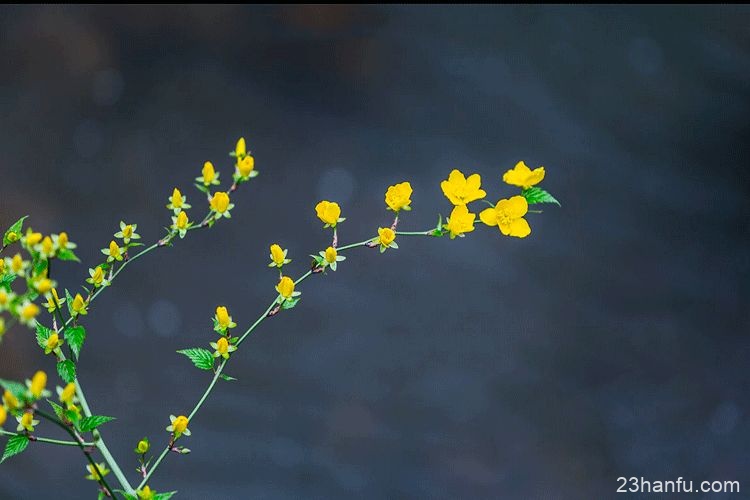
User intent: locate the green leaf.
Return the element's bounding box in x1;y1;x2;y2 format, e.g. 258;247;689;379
33;258;48;276
154;492;177;500
521;187;560;206
79;415;115;433
0;273;16;290
66;326;86;360
1;434;30;462
64;289;75;317
281;297;300;310
56;248;80;262
219;374;237;382
47;399;65;421
0;378;26;398
176;348;215;371
3;216;28;246
35;324;53;349
57;359;76;383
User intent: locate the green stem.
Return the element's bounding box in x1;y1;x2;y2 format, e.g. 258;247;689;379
395;230;433;236
0;429;93;447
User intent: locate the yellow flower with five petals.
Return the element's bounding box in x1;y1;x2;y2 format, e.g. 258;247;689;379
479;195;531;238
440;169;486;206
502;161;545;189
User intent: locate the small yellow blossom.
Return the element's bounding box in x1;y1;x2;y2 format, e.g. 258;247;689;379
135;437;150;454
87;266;106;288
44;288;64;313
53;231;75;250
268;244;291;268
235;137;246;158
276;276;297;299
29;371;47;399
214;306;236;331
102;240;123;262
209;192;233;218
502;161;545;189
17;411;38;432
0;289;11;311
44;332;63;355
18;301;40;325
324;246;337;264
167;188;191;213
236;155;255;178
58;383;77;406
167;414;191;437
8;253;28;276
23;229;43;248
211;336;237;359
172;210;190;238
5;231;18;243
315;201;343;227
197;161;219;186
440;169;486;206
479;195;531;238
33;277;54;294
318;246;346;271
375;227;398;252
39;236;54;257
0;405;6;428
444;204;476;239
85;462;110;481
115;221;140;244
385;181;413;212
71;294;88;316
138;486;155;500
3;389;19;411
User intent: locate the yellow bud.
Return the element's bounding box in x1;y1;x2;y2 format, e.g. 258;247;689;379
20;411;34;431
122;225;133;239
172;415;189;434
215;306;231;329
109;240;121;259
324;246;337;264
60;382;76;405
176;211;189;230
26;231;42;246
138;486;155;500
210;192;230;213
11;254;23;273
216;337;229;355
41;236;54;255
30;370;47;398
2;389;18;411
235;137;246;158
137;438;150;454
6;231;18;243
0;405;6;428
270;244;285;266
378;227;396;246
202;161;216;185
45;333;60;351
277;276;295;299
237;155;254;177
72;294;87;314
171;188;183;208
58;232;69;249
34;278;53;294
21;303;40;321
91;267;104;286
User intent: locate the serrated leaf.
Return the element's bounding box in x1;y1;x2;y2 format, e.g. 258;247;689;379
281;297;300;310
57;359;76;383
47;399;65;421
79;415;115;433
0;273;16;290
176;348;215;371
33;258;48;276
66;326;86;360
521;187;560;206
64;289;75;317
3;216;28;246
35;324;53;349
56;248;80;262
0;378;26;398
154;492;177;500
1;435;30;462
219;374;237;382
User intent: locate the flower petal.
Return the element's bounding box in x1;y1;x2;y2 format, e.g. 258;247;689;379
506;195;528;218
479;207;498;226
508;217;531;238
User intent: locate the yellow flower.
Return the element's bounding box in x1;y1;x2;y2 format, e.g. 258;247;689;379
45;288;64;313
34;277;53;294
3;389;19;411
115;221;140;244
17;411;38;432
44;332;63;355
235;137;246;158
167;414;191;437
479;195;531;238
71;294;88;316
87;267;106;288
103;240;123;262
210;192;233;217
39;236;54;256
0;289;10;311
444;205;476;239
9;253;28;276
315;201;342;226
0;405;6;428
376;227;397;252
214;306;236;331
199;161;218;186
269;244;290;268
440;169;486;206
29;371;47;398
85;462;110;481
138;486;155;500
24;229;42;248
210;336;237;359
59;382;77;406
56;232;71;249
19;301;40;325
167;188;190;213
135;437;150;454
276;276;296;299
502;161;545;189
324;246;337;264
385;181;413;212
236;155;255;178
318;246;345;271
172;210;191;238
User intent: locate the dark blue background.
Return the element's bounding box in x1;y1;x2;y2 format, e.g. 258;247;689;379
0;5;748;499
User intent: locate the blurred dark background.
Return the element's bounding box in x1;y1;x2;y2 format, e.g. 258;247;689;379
0;5;749;499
